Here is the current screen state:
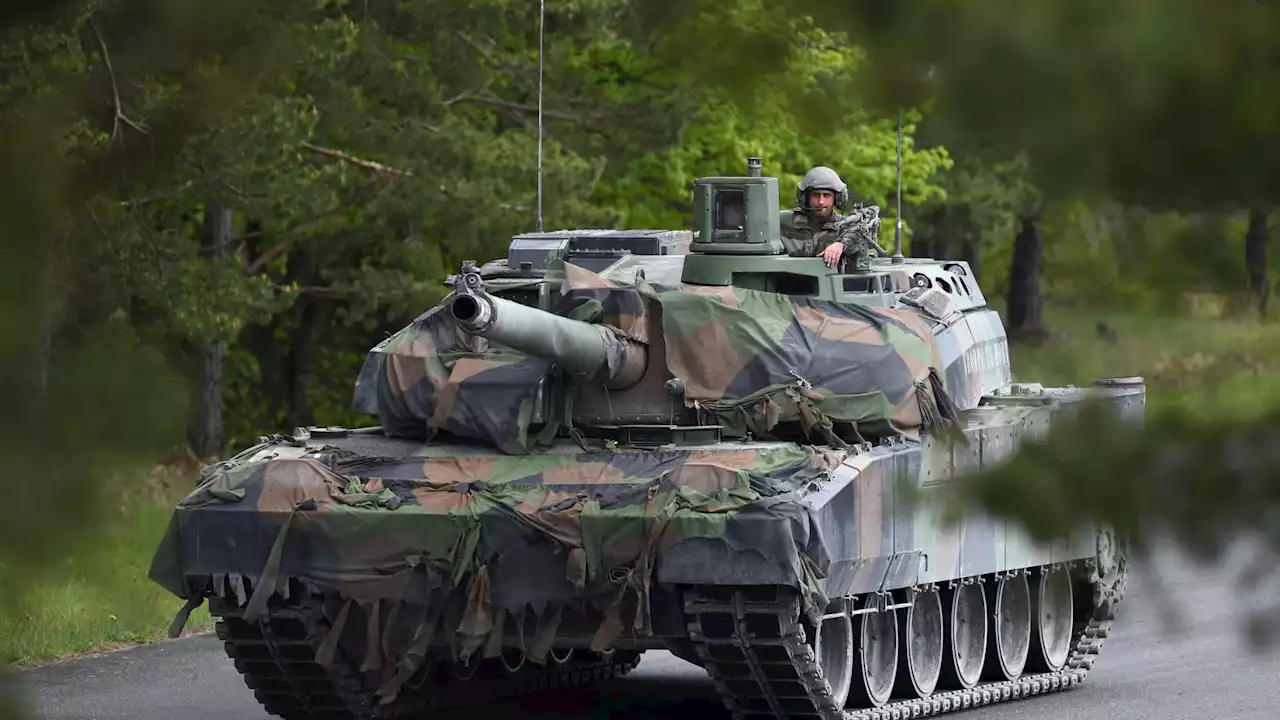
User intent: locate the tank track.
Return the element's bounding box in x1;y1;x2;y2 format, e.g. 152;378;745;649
682;562;1124;720
212;591;642;720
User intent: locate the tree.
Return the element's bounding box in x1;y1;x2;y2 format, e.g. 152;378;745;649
906;149;1037;303
1246;207;1271;316
588;23;952;237
0;0;321;716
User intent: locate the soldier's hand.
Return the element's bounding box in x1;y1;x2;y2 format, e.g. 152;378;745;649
820;243;843;268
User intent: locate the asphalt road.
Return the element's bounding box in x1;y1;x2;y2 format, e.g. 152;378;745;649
10;542;1280;720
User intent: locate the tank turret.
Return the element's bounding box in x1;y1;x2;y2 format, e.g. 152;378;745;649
348;243;965;455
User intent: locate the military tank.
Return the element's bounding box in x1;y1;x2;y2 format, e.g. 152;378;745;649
149;157;1143;720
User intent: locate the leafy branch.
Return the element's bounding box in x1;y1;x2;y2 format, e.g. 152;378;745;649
243;183;397;276
300;141;412;177
457;95;600;129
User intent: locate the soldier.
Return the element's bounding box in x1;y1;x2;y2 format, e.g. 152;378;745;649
780;166;854;268
781;165;884;271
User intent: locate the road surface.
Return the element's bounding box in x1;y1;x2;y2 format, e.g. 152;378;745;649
10;543;1280;720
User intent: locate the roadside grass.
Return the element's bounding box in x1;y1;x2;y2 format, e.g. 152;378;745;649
0;461;213;668
1007;303;1280;417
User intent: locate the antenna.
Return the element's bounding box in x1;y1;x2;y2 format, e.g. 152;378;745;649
535;0;545;232
892;108;905;262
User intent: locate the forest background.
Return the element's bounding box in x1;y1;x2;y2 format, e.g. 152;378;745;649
2;1;1280;709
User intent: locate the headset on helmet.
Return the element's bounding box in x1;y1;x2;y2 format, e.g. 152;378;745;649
795;166;849;211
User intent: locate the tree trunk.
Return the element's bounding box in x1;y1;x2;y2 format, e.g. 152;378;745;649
28;232;60;415
283;294;333;431
187;203;232;459
1245;207;1270;317
962;211;982;282
239;232;332;435
1006;210;1046;342
911;206;948;259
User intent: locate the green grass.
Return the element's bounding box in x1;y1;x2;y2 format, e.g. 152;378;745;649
1009;305;1280;418
0;462;213;668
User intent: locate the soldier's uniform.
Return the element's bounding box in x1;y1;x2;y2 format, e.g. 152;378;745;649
779;208;850;257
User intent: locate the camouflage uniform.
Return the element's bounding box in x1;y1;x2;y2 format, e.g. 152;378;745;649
780;208;852;258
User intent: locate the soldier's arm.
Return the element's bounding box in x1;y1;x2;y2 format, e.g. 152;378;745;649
810;238;844;258
838;234;869;256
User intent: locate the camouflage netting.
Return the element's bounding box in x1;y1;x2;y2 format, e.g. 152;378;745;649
350;303;557;454
148;439;846;703
351;259;958;452
151;260;964;704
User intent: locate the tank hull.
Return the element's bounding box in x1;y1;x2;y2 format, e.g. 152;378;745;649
150;378;1140;720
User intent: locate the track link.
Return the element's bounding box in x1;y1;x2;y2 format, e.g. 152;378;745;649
214;592;642;720
682;562;1124;720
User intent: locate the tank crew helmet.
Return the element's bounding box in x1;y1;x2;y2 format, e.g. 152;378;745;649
796;166;849;211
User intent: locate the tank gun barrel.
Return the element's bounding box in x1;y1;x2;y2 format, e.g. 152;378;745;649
446;263;647;390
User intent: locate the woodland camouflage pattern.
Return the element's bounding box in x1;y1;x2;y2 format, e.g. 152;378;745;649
148;437;847;699
780;205;882;261
351;260;955;450
146;136;1146;720
780;208;847;257
150;259;962;703
350;300;555;454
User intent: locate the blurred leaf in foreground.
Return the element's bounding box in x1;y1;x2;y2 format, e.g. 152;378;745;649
0;0;316;715
840;0;1280;208
939;392;1280;650
630;1;1280;207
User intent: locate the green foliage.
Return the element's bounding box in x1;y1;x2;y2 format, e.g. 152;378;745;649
0;464;214;668
590;25;951;242
907;151;1036;279
2;1;1279;705
0;0;959;450
619;1;1280;212
0;2;323;713
972;203;1263;315
826;1;1280;210
949;394;1280;646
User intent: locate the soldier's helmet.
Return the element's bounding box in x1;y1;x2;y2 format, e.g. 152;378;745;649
796;166;849;211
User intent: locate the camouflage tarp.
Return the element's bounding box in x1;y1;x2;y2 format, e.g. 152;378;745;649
351;304;557;454
148;438;845;701
549;261;953;443
353;259;954;451
654;286;949;442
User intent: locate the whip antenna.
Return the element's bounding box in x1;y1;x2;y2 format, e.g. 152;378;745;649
892;108;905;262
535;0;545;232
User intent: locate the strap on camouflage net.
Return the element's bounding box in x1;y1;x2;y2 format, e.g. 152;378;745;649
916;367;968;445
697;380;857;448
241;503;306;622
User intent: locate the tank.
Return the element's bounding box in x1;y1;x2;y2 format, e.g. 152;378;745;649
149;158;1142;720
